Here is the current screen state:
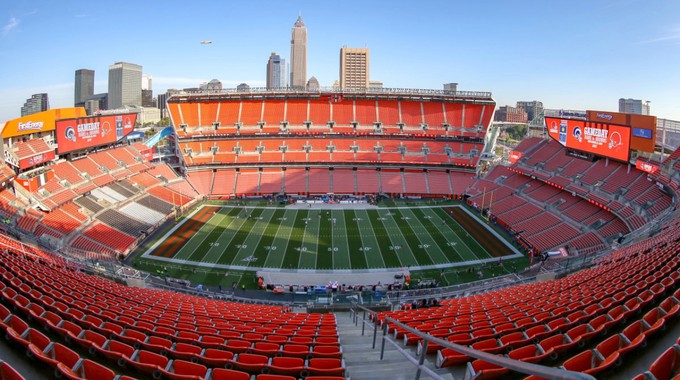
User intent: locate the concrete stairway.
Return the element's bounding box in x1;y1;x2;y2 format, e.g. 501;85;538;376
335;311;461;380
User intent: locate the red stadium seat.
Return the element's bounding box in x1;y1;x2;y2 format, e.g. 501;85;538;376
36;343;81;372
0;360;25;380
436;347;471;368
644;344;680;380
56;359;117;380
311;345;342;359
466;359;509;380
256;375;297;380
199;348;234;367
210;368;251;380
126;349;170;378
304;358;345;377
229;353;269;374
507;344;547;364
198;335;225;349
620;321;648;356
94;339;136;367
225;339;252;354
164;359;208;380
249;341;281;357
280;344;311;359
139;335;173;355
499;331;532;352
116;328;147;348
71;329;107;353
562;349;620;376
266;356;305;377
166;342;203;362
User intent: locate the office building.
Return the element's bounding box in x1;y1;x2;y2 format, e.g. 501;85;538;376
516;100;544;122
74;69;95;107
108;62;142;109
84;93;108;115
340;47;369;90
266;53;288;89
141;90;155;107
494;105;528;123
158;93;168;119
20;93;50;117
619;98;650;115
199;79;223;92
141;74;154;107
306;76;320;91
290;16;307;89
443;83;458;92
369;80;383;90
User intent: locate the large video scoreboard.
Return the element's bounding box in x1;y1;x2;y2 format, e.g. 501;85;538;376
545;110;656;162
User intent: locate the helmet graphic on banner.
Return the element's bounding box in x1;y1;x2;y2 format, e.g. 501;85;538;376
609;131;622;149
65;126;76;142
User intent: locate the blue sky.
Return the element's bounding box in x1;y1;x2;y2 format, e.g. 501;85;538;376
1;0;679;123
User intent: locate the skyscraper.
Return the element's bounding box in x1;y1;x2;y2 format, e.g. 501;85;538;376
619;98;650;115
108;62;143;109
21;93;49;117
266;53;288;89
74;69;95;107
290;16;307;89
339;47;370;90
141;74;154;107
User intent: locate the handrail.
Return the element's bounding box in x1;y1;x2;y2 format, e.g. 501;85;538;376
382;316;596;380
349;301;380;349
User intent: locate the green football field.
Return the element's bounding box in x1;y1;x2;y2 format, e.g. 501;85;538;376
142;204;517;271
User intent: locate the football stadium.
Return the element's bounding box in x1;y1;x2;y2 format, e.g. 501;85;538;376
0;84;677;380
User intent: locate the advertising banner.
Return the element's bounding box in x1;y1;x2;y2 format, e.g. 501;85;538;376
546;117;630;162
18;150;56;170
56;113;137;154
629;114;657;153
586;110;629;126
635;160;660;176
508;150;523;164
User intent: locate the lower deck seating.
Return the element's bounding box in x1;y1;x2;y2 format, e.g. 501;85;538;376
0;236;341;379
375;228;680;379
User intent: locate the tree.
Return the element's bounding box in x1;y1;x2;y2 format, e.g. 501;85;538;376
505;124;527;141
158;117;171;127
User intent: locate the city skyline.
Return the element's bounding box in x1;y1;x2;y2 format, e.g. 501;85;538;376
0;1;679;122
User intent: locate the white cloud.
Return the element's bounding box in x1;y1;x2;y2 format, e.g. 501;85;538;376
1;17;20;37
636;26;680;45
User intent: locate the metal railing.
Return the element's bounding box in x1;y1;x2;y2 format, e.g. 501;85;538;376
350;301;596;380
168;87;493;100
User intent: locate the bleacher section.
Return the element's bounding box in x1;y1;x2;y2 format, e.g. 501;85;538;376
0;236;343;380
468;165;630;253
4;144;200;258
511;138;674;228
373;224;679;379
169;93;493;139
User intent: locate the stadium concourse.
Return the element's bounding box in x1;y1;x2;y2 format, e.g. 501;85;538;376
0;88;678;379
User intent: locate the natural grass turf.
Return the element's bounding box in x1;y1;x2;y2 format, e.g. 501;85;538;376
144;204;516;273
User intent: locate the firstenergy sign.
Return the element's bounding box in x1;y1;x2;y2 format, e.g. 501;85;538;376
1;108;86;138
17;121;44;131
